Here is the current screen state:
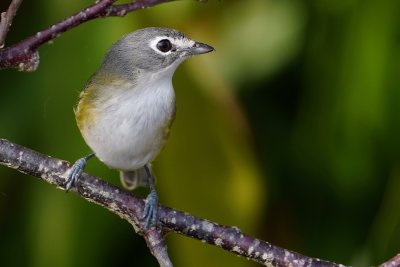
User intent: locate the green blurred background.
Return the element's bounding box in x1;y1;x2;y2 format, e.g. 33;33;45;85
1;0;400;266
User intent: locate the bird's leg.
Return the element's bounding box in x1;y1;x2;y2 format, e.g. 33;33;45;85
65;153;95;191
143;164;159;230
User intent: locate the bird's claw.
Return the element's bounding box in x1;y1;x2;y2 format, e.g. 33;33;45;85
143;189;159;230
65;158;87;192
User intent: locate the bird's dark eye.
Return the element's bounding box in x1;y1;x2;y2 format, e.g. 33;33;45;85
156;39;172;53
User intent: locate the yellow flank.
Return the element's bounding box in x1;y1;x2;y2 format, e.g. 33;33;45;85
158;106;176;152
75;72;129;133
75;84;96;133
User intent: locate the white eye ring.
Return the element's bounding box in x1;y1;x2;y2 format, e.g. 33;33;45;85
150;37;174;55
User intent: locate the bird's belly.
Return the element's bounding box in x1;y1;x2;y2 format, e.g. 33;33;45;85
84;112;171;171
79;85;175;171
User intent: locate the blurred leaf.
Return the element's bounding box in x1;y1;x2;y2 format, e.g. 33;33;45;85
219;0;306;86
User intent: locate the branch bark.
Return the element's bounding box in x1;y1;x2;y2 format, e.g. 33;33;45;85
0;138;355;267
0;0;173;71
0;0;23;48
379;254;400;267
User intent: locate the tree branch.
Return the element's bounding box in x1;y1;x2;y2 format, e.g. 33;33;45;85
0;0;23;48
102;0;173;17
0;0;174;71
379;254;400;267
0;138;355;267
145;228;174;267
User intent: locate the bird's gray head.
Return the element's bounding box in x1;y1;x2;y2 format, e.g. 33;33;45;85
100;27;214;78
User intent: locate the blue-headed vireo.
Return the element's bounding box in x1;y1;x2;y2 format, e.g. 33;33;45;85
65;27;214;229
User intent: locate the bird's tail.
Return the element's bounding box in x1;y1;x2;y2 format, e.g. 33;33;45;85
120;167;149;190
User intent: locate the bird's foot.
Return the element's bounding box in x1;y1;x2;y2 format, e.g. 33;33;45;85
65;153;95;192
143;188;159;230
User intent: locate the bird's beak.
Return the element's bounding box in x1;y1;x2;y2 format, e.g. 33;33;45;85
190;42;215;55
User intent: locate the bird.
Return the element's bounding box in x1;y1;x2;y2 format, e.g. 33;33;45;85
65;27;214;229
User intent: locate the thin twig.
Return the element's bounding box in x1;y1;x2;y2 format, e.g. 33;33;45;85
0;138;347;267
102;0;173;17
0;0;23;48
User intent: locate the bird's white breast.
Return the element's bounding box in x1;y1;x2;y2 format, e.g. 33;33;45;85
83;71;176;171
